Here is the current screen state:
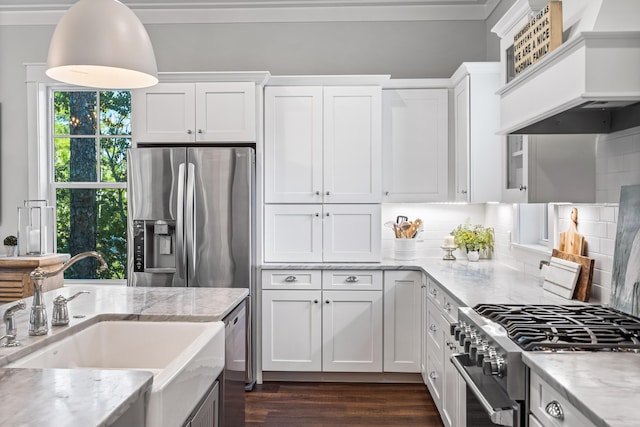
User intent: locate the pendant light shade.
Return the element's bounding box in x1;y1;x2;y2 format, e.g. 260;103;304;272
46;0;158;89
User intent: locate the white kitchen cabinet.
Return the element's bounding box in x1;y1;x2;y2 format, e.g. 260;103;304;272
382;88;448;202
421;273;428;384
261;289;323;372
261;270;382;373
529;371;597;427
132;82;256;143
322;290;383;372
264;86;382;204
383;270;422;373
451;63;502;203
502;134;596;203
425;277;465;427
263;204;381;263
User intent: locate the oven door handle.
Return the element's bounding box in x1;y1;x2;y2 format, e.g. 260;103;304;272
451;353;515;427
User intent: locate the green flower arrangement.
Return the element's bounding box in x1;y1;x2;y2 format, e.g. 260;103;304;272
3;235;17;246
450;220;495;253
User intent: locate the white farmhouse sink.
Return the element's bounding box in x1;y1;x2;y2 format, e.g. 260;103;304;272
9;320;225;427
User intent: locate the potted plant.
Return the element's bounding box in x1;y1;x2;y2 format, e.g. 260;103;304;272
450;220;495;261
3;235;18;257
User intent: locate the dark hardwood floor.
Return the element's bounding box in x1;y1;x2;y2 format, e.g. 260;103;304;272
245;382;445;426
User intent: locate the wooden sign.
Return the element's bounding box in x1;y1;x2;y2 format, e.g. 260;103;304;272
513;1;563;76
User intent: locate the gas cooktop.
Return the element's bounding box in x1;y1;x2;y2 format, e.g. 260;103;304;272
473;304;640;352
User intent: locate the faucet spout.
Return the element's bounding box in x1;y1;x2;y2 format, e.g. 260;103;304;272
28;251;108;336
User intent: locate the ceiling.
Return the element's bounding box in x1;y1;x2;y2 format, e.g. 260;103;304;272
0;0;503;24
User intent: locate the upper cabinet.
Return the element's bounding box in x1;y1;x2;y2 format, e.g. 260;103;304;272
264;85;382;204
382;88;448;202
451;63;502;203
132;82;256;143
502;134;596;203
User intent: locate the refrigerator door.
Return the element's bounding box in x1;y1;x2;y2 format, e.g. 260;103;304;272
127;147;187;287
186;147;254;288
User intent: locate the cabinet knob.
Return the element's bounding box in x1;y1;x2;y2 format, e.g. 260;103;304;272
430;288;438;297
385;191;389;196
519;184;527;191
429;371;438;380
315;213;320;217
197;129;203;134
326;212;330;217
315;191;320;196
313;299;319;304
461;190;467;194
187;130;193;135
444;302;452;312
326;191;331;196
345;276;359;283
544;401;564;420
429;324;438;332
325;300;331;304
284;276;297;282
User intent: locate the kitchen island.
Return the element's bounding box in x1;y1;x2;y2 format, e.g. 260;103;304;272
0;285;248;427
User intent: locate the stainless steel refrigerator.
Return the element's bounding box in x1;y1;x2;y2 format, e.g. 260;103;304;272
126;145;256;403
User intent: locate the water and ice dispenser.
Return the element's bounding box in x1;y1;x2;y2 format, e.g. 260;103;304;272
132;220;177;273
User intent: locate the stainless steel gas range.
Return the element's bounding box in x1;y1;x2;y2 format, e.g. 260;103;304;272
450;304;640;427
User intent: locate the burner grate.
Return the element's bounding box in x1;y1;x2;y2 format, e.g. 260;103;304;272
473;304;640;351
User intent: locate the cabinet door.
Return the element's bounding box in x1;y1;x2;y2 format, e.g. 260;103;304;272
323;86;382;204
263;204;323;262
502;134;528;203
421;275;428;384
322;204;381;262
383;270;422;373
442;312;458;427
264;86;323;203
262;290;322;372
132;83;196;143
382;89;448;202
322;290;383;372
453;76;470;202
189;381;219;427
195;82;256;142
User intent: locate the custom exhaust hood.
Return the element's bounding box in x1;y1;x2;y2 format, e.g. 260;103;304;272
493;0;640;135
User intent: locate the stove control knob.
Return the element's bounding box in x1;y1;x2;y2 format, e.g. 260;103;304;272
475;349;485;367
458;332;466;346
469;344;479;361
482;355;506;377
449;323;457;336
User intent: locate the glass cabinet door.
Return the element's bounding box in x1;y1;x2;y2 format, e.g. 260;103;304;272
506;135;524;191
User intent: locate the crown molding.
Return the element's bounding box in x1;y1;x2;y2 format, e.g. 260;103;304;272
0;0;502;25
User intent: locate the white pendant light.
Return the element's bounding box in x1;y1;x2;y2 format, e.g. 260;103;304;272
46;0;158;89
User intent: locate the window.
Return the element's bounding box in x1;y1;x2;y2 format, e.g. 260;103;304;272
516;203;550;249
51;90;131;280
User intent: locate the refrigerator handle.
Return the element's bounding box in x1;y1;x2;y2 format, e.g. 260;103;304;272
176;163;186;280
186;163;196;276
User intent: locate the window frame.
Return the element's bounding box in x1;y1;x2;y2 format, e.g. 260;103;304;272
27;65;128;284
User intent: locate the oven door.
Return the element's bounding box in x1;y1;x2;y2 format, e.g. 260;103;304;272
451;353;523;427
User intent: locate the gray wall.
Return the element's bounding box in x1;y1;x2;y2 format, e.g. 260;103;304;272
0;19;495;239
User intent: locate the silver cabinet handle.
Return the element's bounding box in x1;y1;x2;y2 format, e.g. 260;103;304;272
326;191;331;196
445;302;452;312
326;212;330;217
545;401;564;420
285;276;297;282
461;190;467;194
430;288;438;297
187;129;193;134
197;129;203;134
429;371;438;380
385;191;389;196
315;191;320;195
519;184;527;191
345;276;359;283
429;324;438;332
421;284;426;288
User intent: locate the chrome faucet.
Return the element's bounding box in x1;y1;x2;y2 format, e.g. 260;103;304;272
1;301;27;347
29;251;108;336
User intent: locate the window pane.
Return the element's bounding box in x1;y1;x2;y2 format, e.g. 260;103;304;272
54;138;70;182
100;138;130;182
70;138;98;182
100;91;131;136
54;91;97;136
56;188;127;279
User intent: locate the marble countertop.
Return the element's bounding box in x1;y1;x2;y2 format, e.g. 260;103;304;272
523;352;640;427
0;285;248;426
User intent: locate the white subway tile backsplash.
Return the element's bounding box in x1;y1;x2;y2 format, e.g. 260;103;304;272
599;238;616;256
578;221;607;238
600;206;616;222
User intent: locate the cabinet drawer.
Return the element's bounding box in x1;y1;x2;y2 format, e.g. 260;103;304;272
261;270;321;290
530;372;597;427
427;278;460;322
322;270;383;290
425;345;443;408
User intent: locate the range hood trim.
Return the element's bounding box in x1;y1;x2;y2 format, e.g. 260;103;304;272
497;31;640;135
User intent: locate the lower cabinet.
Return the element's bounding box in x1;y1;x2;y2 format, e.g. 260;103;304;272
183;381;220;427
383;270;422;373
261;270;383;372
424;277;466;427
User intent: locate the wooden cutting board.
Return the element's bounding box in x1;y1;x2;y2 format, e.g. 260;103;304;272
543;257;582;299
552;249;595;302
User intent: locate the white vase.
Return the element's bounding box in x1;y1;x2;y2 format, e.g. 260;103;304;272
467;250;480;262
4;245;17;257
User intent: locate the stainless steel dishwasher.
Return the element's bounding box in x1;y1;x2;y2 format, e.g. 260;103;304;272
222;298;247;426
